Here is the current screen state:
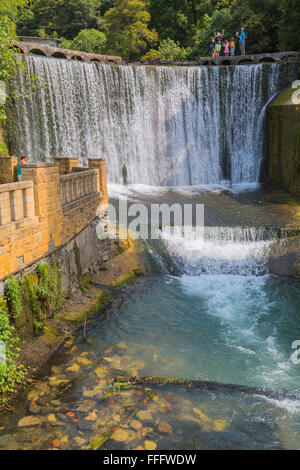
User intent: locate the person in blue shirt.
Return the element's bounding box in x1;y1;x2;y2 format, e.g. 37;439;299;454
17;153;27;181
236;27;247;56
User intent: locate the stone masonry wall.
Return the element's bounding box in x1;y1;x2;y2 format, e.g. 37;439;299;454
0;157;108;281
0;156;18;184
267;88;300;195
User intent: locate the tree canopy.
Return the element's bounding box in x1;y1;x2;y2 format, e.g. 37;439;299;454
18;0;101;39
71;28;107;54
9;0;300;60
278;0;300;52
104;0;158;60
0;0;29;120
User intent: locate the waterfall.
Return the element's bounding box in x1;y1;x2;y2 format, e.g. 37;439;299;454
8;56;297;186
141;226;286;276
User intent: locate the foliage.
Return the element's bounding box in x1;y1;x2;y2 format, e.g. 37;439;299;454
158;38;188;61
104;0;158;60
5;276;22;320
141;49;160;61
0;0;29;121
36;261;65;318
278;0;300;52
71;28;107;54
0;262;65;404
8;0;300;66
141;39;189;62
25;276;44;334
0;298;25;406
60;37;73;49
149;0;196;47
187;1;283;58
18;0;101;39
12;0;300;60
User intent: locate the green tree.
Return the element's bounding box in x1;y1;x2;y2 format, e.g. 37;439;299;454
158;38;188;60
149;0;195;47
0;0;29;121
104;0;158;59
18;0;101;39
278;0;300;51
71;28;107;53
189;0;281;58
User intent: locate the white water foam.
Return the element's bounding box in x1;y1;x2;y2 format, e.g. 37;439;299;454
157;227;280;275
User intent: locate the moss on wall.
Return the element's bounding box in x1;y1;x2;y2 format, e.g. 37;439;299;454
0;121;8;157
267;88;300;196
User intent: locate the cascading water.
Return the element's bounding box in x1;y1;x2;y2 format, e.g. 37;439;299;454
8;56;297;187
142;226;286;276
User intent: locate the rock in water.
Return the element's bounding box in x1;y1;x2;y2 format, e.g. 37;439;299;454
18;416;42;428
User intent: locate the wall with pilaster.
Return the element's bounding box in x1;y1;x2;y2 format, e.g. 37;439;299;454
0;158;108;281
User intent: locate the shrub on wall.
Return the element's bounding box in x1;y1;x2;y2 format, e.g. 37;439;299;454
0;262;65;405
5;276;22;319
0;298;25;406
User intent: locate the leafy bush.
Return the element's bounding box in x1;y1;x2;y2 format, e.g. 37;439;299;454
158;38;188;61
5;276;22;319
36;263;65;318
141;49;160;61
0;298;25;406
71;28;107;54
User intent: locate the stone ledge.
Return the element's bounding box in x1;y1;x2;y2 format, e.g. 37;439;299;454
61;192;102;212
0;216;39;236
24;163;60;168
0;180;33;192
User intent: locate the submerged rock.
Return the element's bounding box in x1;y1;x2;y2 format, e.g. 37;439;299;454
111;428;136;442
18;416;42;428
157;421;173;434
0;434;14;448
28;404;42;415
144;440;157;450
76;401;96;413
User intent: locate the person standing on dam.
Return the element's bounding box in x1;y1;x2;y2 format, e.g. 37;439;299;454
230;37;236;56
236;27;247;56
122;163;128;185
214;30;224;57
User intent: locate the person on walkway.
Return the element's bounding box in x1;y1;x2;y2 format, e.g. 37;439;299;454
122;163;128;185
17;153;27;181
224;39;230;56
214;30;224;57
236;28;247;56
210;37;216;57
230;37;235;56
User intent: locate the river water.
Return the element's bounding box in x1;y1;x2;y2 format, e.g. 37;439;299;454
0;188;299;450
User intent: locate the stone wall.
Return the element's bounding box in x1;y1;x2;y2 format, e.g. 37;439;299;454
60;170;101;244
267;88;300;195
54;157;78;175
0;156;18;183
0;157;108;281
